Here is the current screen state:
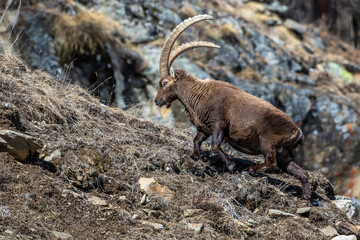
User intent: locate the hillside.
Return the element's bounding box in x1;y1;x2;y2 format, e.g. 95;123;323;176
1;0;360;239
1;0;360;199
0;49;359;239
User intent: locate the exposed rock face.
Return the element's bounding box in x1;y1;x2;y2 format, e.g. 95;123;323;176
0;130;42;160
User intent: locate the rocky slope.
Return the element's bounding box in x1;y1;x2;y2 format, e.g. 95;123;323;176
1;0;360;238
1;0;360;199
0;43;359;239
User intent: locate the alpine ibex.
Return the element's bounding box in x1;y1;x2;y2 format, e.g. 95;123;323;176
155;15;310;199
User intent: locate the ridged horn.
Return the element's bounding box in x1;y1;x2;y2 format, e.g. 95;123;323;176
159;14;214;79
168;41;220;70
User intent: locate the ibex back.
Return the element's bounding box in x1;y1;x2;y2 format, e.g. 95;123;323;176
155;15;310;200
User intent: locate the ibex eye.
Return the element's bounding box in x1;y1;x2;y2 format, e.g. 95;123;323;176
162;81;168;87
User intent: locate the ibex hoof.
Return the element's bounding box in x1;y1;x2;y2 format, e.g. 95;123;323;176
302;193;311;201
244;167;255;175
190;153;200;161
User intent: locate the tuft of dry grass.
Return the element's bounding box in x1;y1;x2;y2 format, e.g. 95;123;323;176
236;67;263;82
54;9;121;62
220;23;241;43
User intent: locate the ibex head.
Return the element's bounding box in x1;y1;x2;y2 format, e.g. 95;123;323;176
155;15;220;108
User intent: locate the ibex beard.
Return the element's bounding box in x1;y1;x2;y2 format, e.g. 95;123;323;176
155;15;311;200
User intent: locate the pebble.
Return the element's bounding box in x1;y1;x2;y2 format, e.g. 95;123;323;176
333;197;356;219
296;207;311;215
267;209;297;218
187;223;204;234
44;149;61;162
331;235;356;240
141;221;164;230
52;231;73;239
284;18;306;35
86;196;108;206
320;226;338;238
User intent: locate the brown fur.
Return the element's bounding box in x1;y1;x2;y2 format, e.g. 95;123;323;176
155;70;310;199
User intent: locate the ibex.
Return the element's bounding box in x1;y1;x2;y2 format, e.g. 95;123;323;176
155;15;310;199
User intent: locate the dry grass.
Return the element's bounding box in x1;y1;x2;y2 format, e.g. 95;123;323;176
236;67;263;82
0;52;192;172
54;9;121;61
219;23;241;44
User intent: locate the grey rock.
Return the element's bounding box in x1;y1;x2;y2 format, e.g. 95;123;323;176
334;196;356;219
126;22;157;44
331;235;357;240
267;209;297;218
0;205;10;217
247;219;256;226
0;39;3;54
86;196;108;206
143;2;181;27
141;221;164;230
306;29;326;50
296;207;311;215
284;19;306;35
0;130;42;161
173;58;210;80
266;1;289;15
187;223;204;234
127;4;145;18
148;210;162;218
234;219;256;235
52;231;73;239
4;229;14;236
266;19;279;26
321;226;338;238
140;194;150;204
44;149;61;162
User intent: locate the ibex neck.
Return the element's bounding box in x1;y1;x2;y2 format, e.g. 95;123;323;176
177;76;209;112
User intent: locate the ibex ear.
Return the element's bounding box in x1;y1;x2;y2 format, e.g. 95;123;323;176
175;72;181;81
174;69;185;82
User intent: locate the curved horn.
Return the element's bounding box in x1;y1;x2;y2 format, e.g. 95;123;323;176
168;41;220;70
159;14;214;79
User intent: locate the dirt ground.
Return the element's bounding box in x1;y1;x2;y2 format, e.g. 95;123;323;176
0;53;358;240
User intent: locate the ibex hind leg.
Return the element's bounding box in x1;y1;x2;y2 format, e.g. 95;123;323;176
277;147;310;200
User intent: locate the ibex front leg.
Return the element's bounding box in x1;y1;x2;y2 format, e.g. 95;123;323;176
190;130;209;161
211;122;235;172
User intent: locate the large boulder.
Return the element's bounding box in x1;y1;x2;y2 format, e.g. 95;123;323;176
0;130;42;160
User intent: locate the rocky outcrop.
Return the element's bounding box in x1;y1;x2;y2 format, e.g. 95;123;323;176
0;130;42;160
